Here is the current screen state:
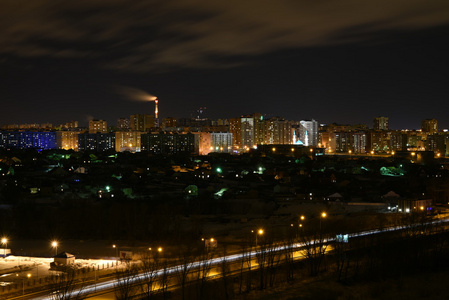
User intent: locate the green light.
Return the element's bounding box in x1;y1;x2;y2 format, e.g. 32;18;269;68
106;186;111;192
216;167;222;173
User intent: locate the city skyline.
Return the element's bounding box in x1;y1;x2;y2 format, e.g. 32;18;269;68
1;1;449;129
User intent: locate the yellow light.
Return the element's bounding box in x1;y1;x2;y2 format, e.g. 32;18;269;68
392;151;395;155
148;247;152;251
52;241;58;247
300;215;305;220
291;148;295;152
1;238;7;244
420;206;424;210
210;238;214;242
27;273;31;278
299;224;303;227
158;247;163;252
112;244;116;248
321;212;327;218
258;229;264;235
272;147;276;152
348;150;352;154
411;152;416;156
370;151;374;155
309;148;313;152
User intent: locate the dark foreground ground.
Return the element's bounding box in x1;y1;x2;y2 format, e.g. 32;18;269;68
235;270;449;300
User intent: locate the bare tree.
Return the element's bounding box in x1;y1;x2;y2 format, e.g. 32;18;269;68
175;248;195;300
300;229;329;276
284;238;296;283
157;260;170;300
266;241;281;287
255;242;268;290
49;268;87;300
237;243;252;294
114;261;139;300
138;251;160;299
219;248;232;300
333;239;350;282
196;249;213;300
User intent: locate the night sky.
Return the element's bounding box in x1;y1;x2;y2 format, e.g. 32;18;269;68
1;1;449;129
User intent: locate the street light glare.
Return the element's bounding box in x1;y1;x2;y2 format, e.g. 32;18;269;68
51;241;58;247
258;229;264;235
321;212;327;218
1;238;7;244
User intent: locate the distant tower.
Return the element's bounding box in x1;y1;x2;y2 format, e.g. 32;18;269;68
373;117;389;130
421;118;438;134
154;98;159;128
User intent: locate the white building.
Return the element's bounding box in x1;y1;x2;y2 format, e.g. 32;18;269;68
299;119;318;146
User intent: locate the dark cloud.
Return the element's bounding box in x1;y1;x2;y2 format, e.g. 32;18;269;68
1;0;449;72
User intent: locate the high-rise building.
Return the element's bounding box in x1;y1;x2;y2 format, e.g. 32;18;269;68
229;113;263;150
141;132;199;155
0;131;57;150
56;131;81;151
421;119;438;134
196;132;233;155
115;131;142;152
373;117;389;130
78;132;115;151
367;130;390;152
426;133;445;155
117;118;130;130
60;121;79;129
299;119;318;146
161;117;177;129
229;118;242;149
260;117;293;145
130;114;154;132
89;119;108;133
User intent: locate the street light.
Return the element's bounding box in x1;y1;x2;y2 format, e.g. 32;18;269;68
1;238;7;258
254;229;264;247
51;241;58;256
320;212;327;231
23;273;31;295
113;244;118;259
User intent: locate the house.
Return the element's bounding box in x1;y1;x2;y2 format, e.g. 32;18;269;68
54;252;75;265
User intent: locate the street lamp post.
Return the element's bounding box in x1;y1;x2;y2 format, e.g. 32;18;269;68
51;241;58;256
319;212;327;231
1;238;7;258
113;244;118;259
254;229;264;247
23;273;31;295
